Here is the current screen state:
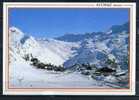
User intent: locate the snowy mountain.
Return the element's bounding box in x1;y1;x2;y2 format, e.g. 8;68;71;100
55;22;129;42
9;22;129;88
9;27;79;66
56;22;128;69
9;22;129;69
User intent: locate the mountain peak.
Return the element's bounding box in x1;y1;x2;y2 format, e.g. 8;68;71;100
9;26;24;35
9;27;25;44
109;22;129;34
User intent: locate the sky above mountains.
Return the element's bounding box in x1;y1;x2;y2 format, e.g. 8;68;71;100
9;8;129;38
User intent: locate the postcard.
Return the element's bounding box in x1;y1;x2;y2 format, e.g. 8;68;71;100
3;2;136;95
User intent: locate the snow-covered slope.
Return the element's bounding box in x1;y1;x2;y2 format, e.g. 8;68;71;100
56;22;129;69
37;38;80;63
9;22;129;88
8;28;111;88
9;27;79;66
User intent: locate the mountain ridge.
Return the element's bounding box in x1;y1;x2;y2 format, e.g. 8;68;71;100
8;22;129;88
9;22;128;70
55;22;129;42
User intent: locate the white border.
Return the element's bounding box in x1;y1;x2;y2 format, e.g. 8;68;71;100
3;2;136;95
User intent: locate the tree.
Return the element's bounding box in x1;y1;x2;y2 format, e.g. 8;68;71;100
31;58;39;66
97;67;116;73
46;65;53;70
85;63;92;70
45;63;54;70
81;70;90;75
37;63;46;69
53;65;65;72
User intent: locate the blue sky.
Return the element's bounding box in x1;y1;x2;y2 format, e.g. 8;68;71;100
9;8;129;38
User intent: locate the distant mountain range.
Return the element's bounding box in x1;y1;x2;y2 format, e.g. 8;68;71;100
55;22;129;42
9;22;129;70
